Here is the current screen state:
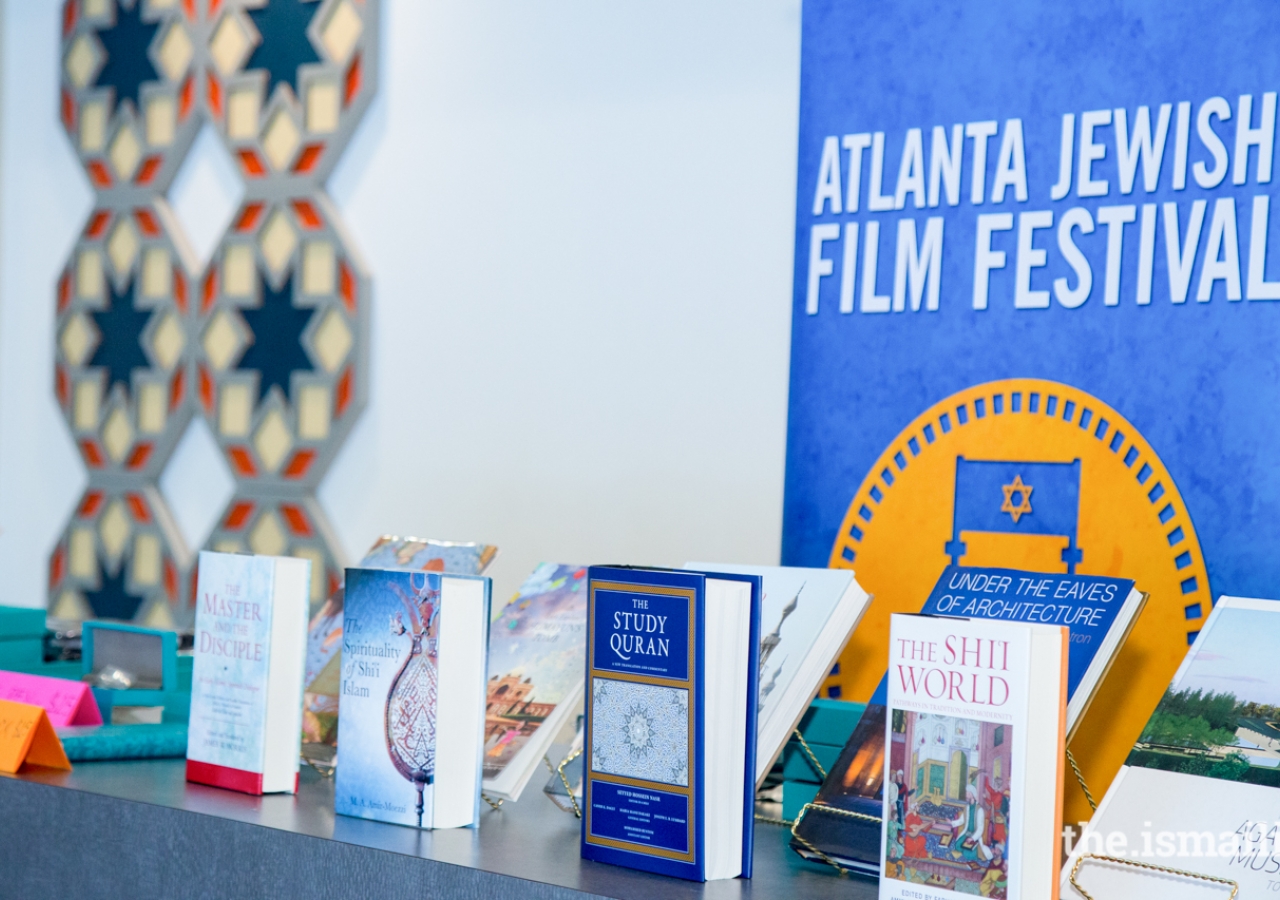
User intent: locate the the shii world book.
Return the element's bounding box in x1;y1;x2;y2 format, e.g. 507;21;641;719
582;566;761;882
792;565;1141;875
483;562;587;803
333;567;491;829
302;537;497;755
881;613;1067;900
684;563;872;786
186;551;311;795
1061;596;1280;899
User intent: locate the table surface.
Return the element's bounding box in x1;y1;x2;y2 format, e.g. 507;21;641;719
1;759;879;899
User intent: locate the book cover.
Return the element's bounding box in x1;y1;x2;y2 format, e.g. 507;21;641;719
794;565;1134;872
1062;596;1280;897
483;563;587;798
186;552;304;794
581;567;760;882
335;568;444;828
882;614;1065;900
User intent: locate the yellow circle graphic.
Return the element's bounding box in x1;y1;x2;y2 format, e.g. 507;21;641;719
826;378;1210;826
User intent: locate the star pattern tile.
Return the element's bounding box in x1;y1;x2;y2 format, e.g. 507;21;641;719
89;277;152;399
93;0;161;112
83;563;147;620
236;274;314;403
246;0;322;101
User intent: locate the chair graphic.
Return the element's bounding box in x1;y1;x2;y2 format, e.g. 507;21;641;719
944;457;1083;574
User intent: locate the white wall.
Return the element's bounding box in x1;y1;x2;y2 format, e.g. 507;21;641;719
0;0;802;609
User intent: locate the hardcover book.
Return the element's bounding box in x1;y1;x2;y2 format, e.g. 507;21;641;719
302;536;497;754
581;566;761;882
483;562;587;802
792;565;1141;873
1061;596;1280;899
334;567;491;829
684;563;872;785
186;551;311;795
881;613;1067;900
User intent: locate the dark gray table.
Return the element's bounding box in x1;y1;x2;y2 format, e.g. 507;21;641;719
0;760;877;899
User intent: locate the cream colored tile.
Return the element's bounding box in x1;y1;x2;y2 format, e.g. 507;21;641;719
138;382;166;434
219;382;252;437
298;384;330;440
302;241;334;295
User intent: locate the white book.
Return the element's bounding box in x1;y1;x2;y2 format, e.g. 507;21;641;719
186;550;311;795
334;567;492;829
882;613;1067;900
1061;595;1280;899
685;562;871;786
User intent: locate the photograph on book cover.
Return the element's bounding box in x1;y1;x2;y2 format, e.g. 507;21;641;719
884;710;1012;898
1128;604;1280;788
484;564;587;780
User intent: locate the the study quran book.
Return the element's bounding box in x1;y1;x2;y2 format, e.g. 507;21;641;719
881;613;1067;900
334;568;491;829
302;536;497;755
1061;596;1280;899
792;566;1142;873
582;566;761;882
186;551;311;795
684;563;871;786
483;563;587;803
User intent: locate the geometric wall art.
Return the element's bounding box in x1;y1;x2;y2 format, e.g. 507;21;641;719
50;0;378;629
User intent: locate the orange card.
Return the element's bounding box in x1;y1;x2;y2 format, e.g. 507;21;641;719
0;698;71;774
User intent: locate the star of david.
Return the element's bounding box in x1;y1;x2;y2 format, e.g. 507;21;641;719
245;0;322;101
93;0;161;112
1000;475;1033;524
235;274;315;404
89;277;152;400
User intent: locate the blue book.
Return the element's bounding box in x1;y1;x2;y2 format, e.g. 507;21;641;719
790;565;1143;873
582;566;762;882
334;568;492;829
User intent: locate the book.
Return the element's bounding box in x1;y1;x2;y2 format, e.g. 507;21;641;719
334;567;492;829
302;536;497;755
581;566;761;882
185;550;311;795
792;565;1143;873
483;562;587;802
881;613;1067;900
1061;596;1280;898
684;563;871;786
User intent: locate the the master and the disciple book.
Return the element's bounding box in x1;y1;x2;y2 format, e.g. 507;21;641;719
482;562;588;803
334;567;492;829
186;550;311;795
684;563;871;786
582;566;761;882
1062;596;1280;899
881;613;1067;900
792;566;1142;875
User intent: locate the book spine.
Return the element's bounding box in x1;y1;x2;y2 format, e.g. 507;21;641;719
581;569;703;881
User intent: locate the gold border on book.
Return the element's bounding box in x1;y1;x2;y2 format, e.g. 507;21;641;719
584;578;698;864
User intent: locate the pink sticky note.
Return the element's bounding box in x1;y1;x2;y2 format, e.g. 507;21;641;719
0;670;102;728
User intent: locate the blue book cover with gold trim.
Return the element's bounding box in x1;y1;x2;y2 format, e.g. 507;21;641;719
582;566;761;881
